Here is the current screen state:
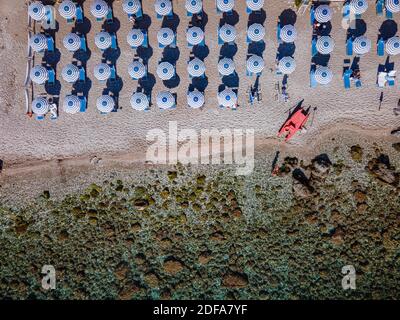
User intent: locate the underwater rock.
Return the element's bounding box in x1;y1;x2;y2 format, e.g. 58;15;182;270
163;258;184;274
366;154;399;186
392;143;400;152
292;168;314;198
133;199;149;211
350;145;363;162
222;271;248;288
354;190;367;203
310;154;332;180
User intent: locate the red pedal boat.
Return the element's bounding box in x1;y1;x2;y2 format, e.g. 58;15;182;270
278;106;310;141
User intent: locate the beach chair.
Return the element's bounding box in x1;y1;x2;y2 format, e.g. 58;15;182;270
310;6;315;26
76;5;84;24
111;34;117;50
36;115;45;121
80;36;87;52
46;36;54;53
79;66;86;82
79;96;87;112
386;8;393;19
110;65;116;80
343;3;350;19
387;70;396;86
377;38;385;56
277;23;281;42
355;79;362;88
133;7;143;19
346;38;353;56
376;0;384;16
142;30;149;48
343;69;352;89
47;68;55;85
218;28;224;45
310;69;317;88
106;7;114;24
311;38;317;57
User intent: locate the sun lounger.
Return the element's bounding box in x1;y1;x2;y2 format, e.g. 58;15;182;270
387;70;396;86
106;7;114;24
46;36;54;53
277;23;281;42
80;36;87;52
110;65;116;80
76;5;83;24
47;68;55;85
346;38;353;56
111;34;117;49
310;6;315;26
310;70;317;88
343;69;352;89
355;79;362;88
343;3;350;19
386;9;393;19
377;38;385;56
36;115;45;120
376;0;384;16
79;96;87;112
311;38;317;57
135;8;143;19
79;67;86;82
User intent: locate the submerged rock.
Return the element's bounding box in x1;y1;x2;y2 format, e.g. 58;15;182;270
366;154;399;186
350;145;363;162
310;154;332;180
222;272;248;288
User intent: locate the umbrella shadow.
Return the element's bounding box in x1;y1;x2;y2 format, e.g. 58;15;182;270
134;13;151;30
222;73;239;88
163;74;180;89
72;77;92;101
312;53;331;67
102;47;121;65
192;44;210;60
73;41;92;64
73;17;91;35
248;9;266;26
104;75;124;108
191;11;208;28
316;21;332;37
191;75;209;92
220;10;239;26
139;72;156;98
276;43;296;60
347;19;367;39
137;45;154;65
161;13;180;32
102;16;121;34
161;46;180;64
378;20;398;41
247;41;266;56
219;42;238;59
44;80;61;97
278;9;297;26
378;56;395;73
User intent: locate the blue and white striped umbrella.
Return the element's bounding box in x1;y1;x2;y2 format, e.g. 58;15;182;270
218;89;237;108
278;56;296;74
30;34;47;52
186;0;202;14
187;90;205;109
28;2;46;21
386;36;400;55
59;0;77;19
218;58;235;76
123;0;141;15
386;0;400;13
63;33;81;52
187;27;204;46
246;55;264;74
280;24;297;43
32;97;50;115
314;66;333;85
316;36;335;54
155;0;172;16
157;28;175;46
96;95;115;113
95;32;112;50
219;24;237;43
246;0;264;11
315;5;332;23
187;58;206;77
94;63;112;81
127;29;145;47
247;23;265;42
90;0;109;19
217;0;234;13
157;91;175;110
130;92;149;111
353;36;371;55
62;64;80;83
63;95;81;114
157;62;175;80
128;61;146;79
350;0;368;14
30;65;48;85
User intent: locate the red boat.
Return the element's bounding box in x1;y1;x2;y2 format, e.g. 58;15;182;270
278;107;310;141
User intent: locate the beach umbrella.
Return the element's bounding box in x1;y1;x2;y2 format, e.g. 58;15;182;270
130;92;149;111
32;97;50;115
157;91;175;110
30;65;49;85
63;33;81;52
350;0;368;15
127;29;145;47
59;0;77;19
247;23;265;42
94;63;112;81
246;0;264;12
63;95;81;114
218;58;235;76
216;0;234;13
187;58;206;77
218;89;237;108
314;66;333;85
96;95;115;113
187;27;205;46
61;64;80;83
316;36;335;54
386;0;400;13
185;0;203;14
28;2;46;21
157;28;175;47
155;0;173;16
187;90;205;109
278;56;296;74
353;36;371;55
219;24;237;43
315;5;332;23
90;0;109;19
386;36;400;55
280;25;297;43
122;0;141;15
246;55;264;74
128;61;146;79
95;32;112;50
30;34;47;52
157;62;175;80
